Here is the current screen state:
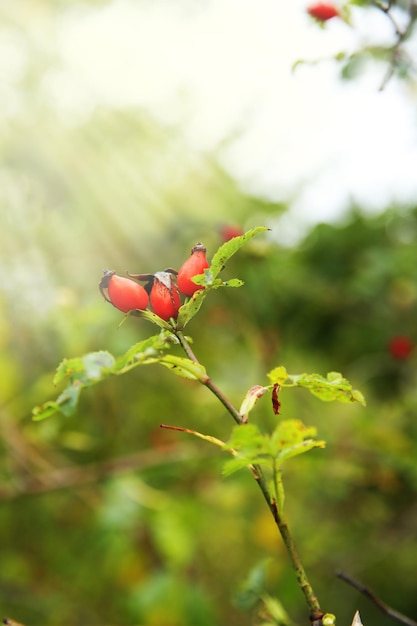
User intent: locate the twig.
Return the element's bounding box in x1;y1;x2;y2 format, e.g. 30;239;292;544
371;0;417;89
337;571;417;626
176;331;243;425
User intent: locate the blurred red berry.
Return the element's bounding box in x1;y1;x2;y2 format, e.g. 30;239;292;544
307;2;339;21
220;224;244;242
99;270;149;313
150;271;181;320
388;335;414;360
177;242;210;297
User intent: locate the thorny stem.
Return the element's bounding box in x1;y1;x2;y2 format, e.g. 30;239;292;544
175;329;324;623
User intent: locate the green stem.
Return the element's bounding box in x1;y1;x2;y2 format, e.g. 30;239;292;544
272;499;322;620
175;330;323;621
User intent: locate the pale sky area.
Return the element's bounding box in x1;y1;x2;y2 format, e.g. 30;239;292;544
43;0;417;241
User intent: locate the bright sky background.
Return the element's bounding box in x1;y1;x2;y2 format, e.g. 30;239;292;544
46;0;417;240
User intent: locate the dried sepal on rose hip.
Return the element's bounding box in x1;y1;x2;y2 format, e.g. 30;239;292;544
177;242;210;297
129;270;181;321
99;270;149;313
307;2;339;21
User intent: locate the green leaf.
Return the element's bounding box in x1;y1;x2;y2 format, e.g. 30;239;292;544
223;278;244;287
267;366;288;385
158;355;208;381
176;288;208;329
271;420;325;465
268;366;366;406
272;419;318;447
223;424;270;476
222;456;271;478
82;351;116;379
176;227;266;329
227;423;267;451
222;419;325;477
233;559;270;610
53;351;116;386
32;332;175;419
137;308;174;330
293;372;366;405
114;332;175;372
261;594;292;625
32;401;61;421
209;226;268;279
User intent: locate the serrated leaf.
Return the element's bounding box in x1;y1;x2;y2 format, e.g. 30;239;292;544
277;439;326;464
222;455;271;478
210;226;268;279
222;424;273;476
269;367;366;406
272;419;318;447
82;351;116;379
191;269;222;288
271;420;325;465
223;278;244;287
32;401;61;421
176;288;208;329
176;227;266;328
115;332;174;371
53;351;115;386
293;372;366;405
227;423;267;451
222;419;325;476
158;355;208;381
32;333;177;419
56;382;83;417
267;366;288;385
137;308;173;330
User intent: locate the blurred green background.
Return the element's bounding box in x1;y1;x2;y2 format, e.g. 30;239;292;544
2;2;417;626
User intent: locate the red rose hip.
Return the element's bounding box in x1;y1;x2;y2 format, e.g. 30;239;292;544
177;242;210;297
307;2;339;21
99;270;149;313
388;335;414;360
150;271;181;321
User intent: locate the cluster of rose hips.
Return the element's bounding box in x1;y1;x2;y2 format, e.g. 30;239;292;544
99;243;209;321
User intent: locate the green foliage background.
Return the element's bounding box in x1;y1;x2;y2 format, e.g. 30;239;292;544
1;2;417;626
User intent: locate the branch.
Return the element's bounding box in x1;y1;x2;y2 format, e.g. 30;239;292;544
175;330;324;622
176;331;243;425
337;571;417;626
371;0;417;89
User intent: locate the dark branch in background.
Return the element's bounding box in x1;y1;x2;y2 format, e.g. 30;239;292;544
337;571;417;626
372;0;417;89
0;445;206;502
